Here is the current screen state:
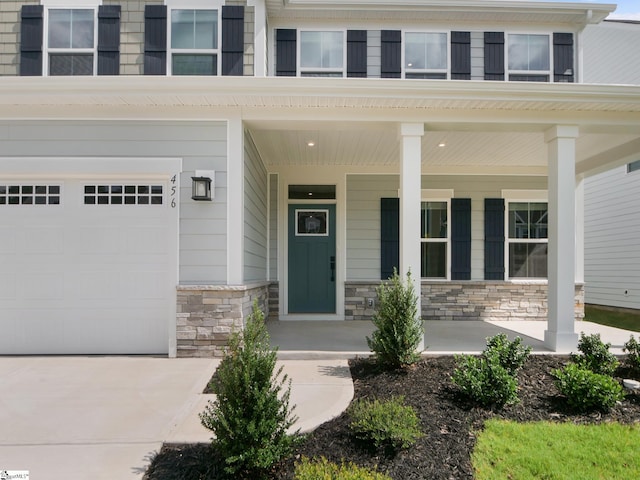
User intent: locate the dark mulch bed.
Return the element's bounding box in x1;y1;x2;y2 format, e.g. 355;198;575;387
144;355;640;480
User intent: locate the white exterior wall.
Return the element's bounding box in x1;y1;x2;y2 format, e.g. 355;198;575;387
0;120;228;284
367;30;382;78
582;22;640;85
345;173;547;281
585;165;640;309
470;31;484;80
243;132;268;282
268;173;278;280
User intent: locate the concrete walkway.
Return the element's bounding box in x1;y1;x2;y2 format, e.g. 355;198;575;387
0;356;353;479
1;319;636;479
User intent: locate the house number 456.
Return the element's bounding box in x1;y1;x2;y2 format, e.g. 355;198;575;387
170;174;177;208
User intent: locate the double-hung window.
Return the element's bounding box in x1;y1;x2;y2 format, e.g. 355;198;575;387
404;32;448;79
169;9;219;75
507;33;550;82
507;201;548;278
47;8;96;75
299;31;344;77
421;199;450;278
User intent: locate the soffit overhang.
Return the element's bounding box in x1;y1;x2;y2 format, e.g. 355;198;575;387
1;76;639;120
265;0;615;26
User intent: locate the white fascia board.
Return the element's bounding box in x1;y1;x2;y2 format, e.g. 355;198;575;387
2;76;640;111
281;0;615;24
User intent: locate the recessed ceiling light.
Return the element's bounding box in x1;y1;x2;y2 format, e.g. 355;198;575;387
307;141;315;147
438;142;446;147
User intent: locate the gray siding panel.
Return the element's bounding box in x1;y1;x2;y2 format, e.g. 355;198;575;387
269;174;278;280
0;120;228;284
470;31;484;80
367;30;381;78
585;165;640;309
244;133;268;282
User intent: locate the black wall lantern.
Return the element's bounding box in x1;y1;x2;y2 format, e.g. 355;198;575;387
191;171;214;201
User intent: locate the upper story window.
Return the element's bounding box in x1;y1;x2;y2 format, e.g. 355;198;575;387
299;31;344;77
404;32;448;79
169;9;219;75
507;34;550;82
47;8;96;75
507;201;548;278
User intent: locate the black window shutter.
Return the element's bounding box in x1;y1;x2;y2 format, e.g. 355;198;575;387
451;31;471;80
380;198;400;280
553;33;574;83
97;5;121;75
144;5;167;75
484;198;505;280
222;6;244;76
381;30;401;78
276;29;296;76
347;30;367;78
484;32;504;81
451;198;472;280
20;5;44;76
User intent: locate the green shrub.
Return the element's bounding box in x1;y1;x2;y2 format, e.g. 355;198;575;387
485;333;532;375
451;334;530;408
366;269;424;369
552;362;625;413
295;457;392;480
571;332;619;376
199;301;301;478
348;396;422;453
623;335;640;372
451;354;519;408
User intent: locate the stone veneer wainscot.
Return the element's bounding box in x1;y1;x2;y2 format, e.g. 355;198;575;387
176;283;269;357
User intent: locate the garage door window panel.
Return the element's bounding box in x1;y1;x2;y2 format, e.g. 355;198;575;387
84;184;164;205
0;184;61;205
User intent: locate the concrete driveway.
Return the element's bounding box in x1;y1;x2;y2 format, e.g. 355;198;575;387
0;356;353;480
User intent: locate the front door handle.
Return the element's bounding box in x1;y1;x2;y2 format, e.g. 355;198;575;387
330;256;335;282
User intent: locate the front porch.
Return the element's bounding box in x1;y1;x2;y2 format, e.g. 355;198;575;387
267;319;636;359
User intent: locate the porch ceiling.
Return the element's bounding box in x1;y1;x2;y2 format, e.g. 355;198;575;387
1;76;639;176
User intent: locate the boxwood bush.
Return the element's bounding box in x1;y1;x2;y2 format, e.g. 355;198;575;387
623;335;640;372
552;362;625;413
348;396;422;453
295;457;391;480
570;333;619;376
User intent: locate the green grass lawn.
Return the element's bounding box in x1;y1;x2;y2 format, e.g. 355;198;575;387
473;419;640;480
584;304;640;332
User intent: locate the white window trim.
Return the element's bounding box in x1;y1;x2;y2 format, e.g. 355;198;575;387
505;32;553;82
167;3;223;76
420;189;453;280
297;29;346;77
43;6;99;76
402;30;450;80
502;190;549;281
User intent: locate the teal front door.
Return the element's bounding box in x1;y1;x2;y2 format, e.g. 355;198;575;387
288;204;336;313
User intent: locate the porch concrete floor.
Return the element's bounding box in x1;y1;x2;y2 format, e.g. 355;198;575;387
267;319;638;359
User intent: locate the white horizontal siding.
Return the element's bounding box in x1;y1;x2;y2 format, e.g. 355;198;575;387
269;174;278;280
470;31;484;80
0;120;228;284
582;22;640;86
585;165;640;309
346;174;398;280
367;30;381;78
244;133;268;283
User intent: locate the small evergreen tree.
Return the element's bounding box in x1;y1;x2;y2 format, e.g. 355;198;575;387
366;269;424;369
200;301;301;478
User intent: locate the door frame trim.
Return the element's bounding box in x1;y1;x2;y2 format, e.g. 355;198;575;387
276;168;346;320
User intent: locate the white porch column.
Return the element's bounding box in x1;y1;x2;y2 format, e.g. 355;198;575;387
575;175;585;284
399;123;424;350
227;116;244;284
248;0;267;77
544;125;579;351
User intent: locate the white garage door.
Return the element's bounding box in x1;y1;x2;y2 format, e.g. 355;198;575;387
0;175;178;355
